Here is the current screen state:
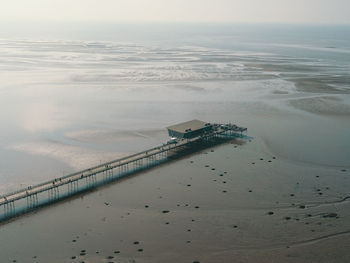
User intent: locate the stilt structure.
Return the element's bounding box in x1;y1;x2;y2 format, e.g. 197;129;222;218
0;120;247;222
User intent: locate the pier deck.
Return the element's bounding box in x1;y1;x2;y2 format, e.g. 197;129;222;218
0;123;247;222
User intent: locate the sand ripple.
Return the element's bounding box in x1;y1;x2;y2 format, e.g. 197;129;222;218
289;96;350;117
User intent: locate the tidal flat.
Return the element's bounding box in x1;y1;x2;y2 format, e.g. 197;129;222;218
0;137;349;263
0;24;350;262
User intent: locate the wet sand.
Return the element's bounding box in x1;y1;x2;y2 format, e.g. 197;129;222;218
289;96;350;117
1;136;349;263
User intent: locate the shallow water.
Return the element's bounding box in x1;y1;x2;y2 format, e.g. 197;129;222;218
0;34;349;191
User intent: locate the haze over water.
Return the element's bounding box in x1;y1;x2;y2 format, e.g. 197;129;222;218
0;23;349;193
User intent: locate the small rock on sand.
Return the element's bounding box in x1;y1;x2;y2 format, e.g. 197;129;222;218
322;213;338;218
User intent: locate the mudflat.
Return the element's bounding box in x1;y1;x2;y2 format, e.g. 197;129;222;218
1;136;349;263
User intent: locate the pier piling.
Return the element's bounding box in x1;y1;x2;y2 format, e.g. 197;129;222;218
0;122;247;223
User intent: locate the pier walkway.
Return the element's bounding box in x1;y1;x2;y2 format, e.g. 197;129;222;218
0;123;247;222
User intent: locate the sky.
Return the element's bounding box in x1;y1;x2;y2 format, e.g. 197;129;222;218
1;0;350;24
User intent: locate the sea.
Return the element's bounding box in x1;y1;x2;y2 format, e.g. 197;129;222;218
0;22;349;194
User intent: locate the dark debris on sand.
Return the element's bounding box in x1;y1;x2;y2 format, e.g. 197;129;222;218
322;213;338;218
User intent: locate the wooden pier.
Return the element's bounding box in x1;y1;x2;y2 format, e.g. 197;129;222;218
0;123;247;223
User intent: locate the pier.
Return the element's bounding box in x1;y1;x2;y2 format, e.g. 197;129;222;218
0;121;247;223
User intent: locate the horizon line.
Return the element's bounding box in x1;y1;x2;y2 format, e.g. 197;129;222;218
1;19;350;26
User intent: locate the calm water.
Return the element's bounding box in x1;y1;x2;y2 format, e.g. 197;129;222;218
0;23;349;194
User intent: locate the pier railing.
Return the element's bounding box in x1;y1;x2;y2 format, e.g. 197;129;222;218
0;124;247;223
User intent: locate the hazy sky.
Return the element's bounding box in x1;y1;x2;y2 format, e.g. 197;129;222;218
1;0;350;24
